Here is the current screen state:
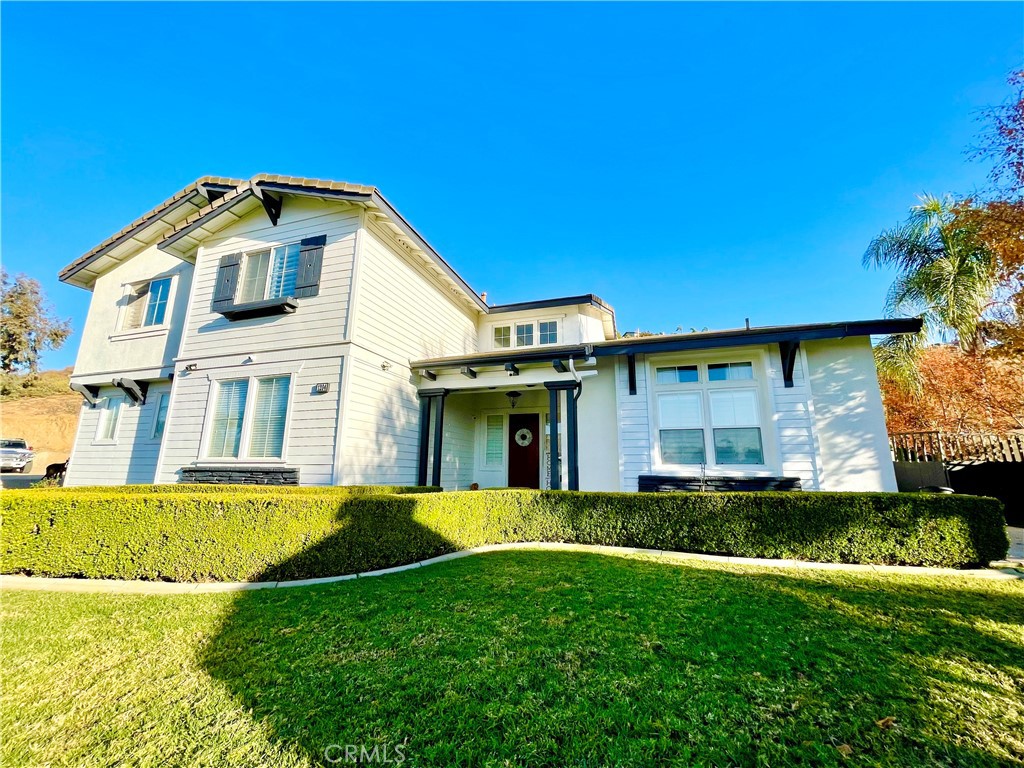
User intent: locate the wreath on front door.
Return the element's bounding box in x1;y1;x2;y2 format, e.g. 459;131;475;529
514;428;534;447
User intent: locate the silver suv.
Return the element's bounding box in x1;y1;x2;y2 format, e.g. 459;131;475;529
0;439;35;473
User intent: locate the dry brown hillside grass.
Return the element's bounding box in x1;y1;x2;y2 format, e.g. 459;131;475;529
0;394;81;469
0;369;79;470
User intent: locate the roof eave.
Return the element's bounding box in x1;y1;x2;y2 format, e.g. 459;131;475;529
411;318;923;371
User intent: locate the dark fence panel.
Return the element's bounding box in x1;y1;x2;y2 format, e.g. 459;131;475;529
947;463;1022;527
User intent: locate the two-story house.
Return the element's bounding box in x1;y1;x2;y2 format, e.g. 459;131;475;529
59;174;920;492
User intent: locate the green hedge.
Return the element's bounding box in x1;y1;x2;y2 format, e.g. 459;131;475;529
42;484;439;495
0;489;1008;582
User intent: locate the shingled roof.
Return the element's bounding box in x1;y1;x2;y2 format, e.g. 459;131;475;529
59;174;490;312
58;176;243;284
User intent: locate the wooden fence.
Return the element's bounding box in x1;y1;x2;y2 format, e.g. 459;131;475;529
889;431;1024;464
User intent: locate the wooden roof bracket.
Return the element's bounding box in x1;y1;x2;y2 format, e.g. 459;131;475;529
779;340;800;388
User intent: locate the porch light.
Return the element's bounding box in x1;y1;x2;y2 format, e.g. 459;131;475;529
506;391;522;409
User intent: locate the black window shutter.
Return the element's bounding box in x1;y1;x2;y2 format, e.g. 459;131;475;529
212;253;242;310
294;235;326;298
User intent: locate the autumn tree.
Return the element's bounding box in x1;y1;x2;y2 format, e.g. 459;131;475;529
970;69;1024;198
0;269;72;375
879;345;1024;434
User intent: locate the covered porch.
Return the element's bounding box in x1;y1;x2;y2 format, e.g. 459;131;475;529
413;346;600;491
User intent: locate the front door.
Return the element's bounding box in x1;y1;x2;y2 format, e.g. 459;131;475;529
508;413;541;489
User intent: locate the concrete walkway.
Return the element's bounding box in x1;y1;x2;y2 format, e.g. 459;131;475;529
3;542;1021;595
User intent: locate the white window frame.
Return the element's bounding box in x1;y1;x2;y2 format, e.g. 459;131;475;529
197;370;297;464
237;241;303;303
488;318;562;351
93;395;125;445
114;276;175;337
648;349;778;474
150;392;170;441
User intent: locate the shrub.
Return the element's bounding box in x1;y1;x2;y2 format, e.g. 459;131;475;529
44;484;439;495
0;489;1008;582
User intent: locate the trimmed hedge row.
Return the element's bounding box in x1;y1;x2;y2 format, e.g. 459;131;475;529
46;484;439;495
1;489;1008;582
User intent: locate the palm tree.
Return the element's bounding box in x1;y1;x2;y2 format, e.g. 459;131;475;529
863;195;997;387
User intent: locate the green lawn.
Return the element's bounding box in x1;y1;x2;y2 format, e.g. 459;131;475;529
3;552;1022;767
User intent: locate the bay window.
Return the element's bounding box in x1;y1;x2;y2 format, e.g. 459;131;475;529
654;358;767;467
206;374;291;460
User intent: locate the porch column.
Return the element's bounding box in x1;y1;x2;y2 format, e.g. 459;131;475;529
566;384;580;491
547;385;561;490
545;381;581;491
431;390;446;487
417;388;447;487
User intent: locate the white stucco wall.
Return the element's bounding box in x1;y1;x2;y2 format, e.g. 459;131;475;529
578;358;620;491
71;244;192;382
805;337;897;492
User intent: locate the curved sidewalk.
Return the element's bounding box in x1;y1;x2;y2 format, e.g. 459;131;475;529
2;542;1021;595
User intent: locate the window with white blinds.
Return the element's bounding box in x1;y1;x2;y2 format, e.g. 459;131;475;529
208;380;249;458
248;376;290;458
653;358;766;467
239;244;301;302
205;375;292;460
484;415;504;467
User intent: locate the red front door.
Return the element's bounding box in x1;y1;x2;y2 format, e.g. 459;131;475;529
507;413;541;489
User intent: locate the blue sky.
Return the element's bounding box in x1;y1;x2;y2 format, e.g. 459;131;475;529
2;2;1020;370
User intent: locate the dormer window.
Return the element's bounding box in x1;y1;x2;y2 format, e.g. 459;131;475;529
491;319;559;350
494;326;511;349
122;277;171;330
516;323;534;347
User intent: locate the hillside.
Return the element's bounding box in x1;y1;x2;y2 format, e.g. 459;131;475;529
0;369;79;470
0;393;81;470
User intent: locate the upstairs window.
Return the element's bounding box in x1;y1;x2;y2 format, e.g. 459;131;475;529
492;319;559;350
516;323;534;347
238;244;301;303
539;321;558;345
122;278;171;330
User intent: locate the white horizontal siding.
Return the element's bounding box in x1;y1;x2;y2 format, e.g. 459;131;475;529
156;351;344;485
614;347;823;492
339;350;421;485
438;395;475;490
616;354;652;492
65;383;171;486
768;350;822;490
179;197;358;360
353;220;479;362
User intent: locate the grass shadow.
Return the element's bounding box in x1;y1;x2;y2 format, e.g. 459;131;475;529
200;544;1024;766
